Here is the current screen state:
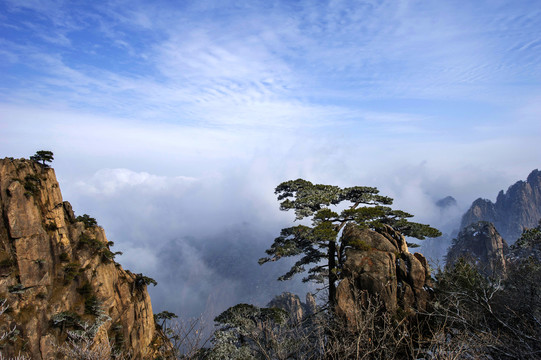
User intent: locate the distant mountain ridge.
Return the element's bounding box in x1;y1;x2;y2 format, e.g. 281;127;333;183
446;221;508;276
460;169;541;243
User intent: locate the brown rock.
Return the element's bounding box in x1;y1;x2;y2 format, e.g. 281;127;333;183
0;158;164;359
446;221;508;277
267;292;316;325
341;248;397;312
460;169;541;243
342;223;398;252
378;224;409;253
336;224;433;324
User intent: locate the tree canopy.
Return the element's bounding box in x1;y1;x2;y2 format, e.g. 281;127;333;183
259;179;441;309
209;303;289;359
30;150;54;167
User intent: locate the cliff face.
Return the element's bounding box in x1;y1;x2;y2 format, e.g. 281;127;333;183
336;224;432;323
0;158;161;359
446;221;508;276
460;169;541;243
267;292;316;325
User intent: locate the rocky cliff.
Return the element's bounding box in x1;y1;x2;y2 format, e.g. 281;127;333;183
460;169;541;243
0;158;163;359
445;221;509;276
267;292;316;325
336;224;432;323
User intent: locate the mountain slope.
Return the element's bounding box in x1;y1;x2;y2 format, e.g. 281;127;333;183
0;158;165;359
460;169;541;243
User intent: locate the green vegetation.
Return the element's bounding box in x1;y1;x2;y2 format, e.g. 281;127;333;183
259;179;441;309
76;281;93;297
77;233;121;263
101;249;122;263
76;214;98;228
348;238;372;251
78;233;104;250
135;273;157;288
51;311;81;330
8;284;25;294
513;219;541;248
432;253;541;359
30;150;54;167
23;174;41;197
63;262;81;283
59;252;70;262
209;304;289;360
84;295;102;316
155;310;178;331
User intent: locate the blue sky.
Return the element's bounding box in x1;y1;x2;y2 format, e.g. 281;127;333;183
1;0;540;320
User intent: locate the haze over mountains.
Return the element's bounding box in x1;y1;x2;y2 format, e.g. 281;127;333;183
460;169;541;243
420;169;541;264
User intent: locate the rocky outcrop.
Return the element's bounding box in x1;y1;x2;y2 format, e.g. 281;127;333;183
446;221;508;277
460;169;541;243
336;224;432;323
0;158;163;359
267;292;317;325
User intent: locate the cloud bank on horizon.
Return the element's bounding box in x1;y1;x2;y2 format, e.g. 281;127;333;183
1;0;540;319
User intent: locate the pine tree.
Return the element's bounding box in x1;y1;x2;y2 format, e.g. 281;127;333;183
259;179;441;309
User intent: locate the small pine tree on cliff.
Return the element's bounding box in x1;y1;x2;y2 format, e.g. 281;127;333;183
30;150;54;167
259;179;441;310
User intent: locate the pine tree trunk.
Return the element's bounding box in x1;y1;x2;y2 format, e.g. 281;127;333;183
328;240;337;310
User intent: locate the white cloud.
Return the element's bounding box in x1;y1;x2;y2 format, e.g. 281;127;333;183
76;168;196;195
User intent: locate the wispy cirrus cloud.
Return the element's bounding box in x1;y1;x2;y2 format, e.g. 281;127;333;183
5;0;541;131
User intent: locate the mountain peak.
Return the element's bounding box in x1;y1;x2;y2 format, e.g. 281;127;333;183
460;169;541;243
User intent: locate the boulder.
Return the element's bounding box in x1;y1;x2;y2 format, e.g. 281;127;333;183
336;224;433;324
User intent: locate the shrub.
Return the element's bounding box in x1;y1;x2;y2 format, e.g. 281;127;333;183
8;284;25;294
63;262;81;283
101;250;122;263
76;214;98;228
30;150;54;167
349;239;372;251
135;274;157;289
51;311;81;330
23;174;41;197
78;233;104;251
84;295;102;316
77;282;93;297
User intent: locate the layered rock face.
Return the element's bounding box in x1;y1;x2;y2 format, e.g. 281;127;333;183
267;292;316;325
460;169;541;243
336;224;432;322
0;158;161;359
446;221;508;277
